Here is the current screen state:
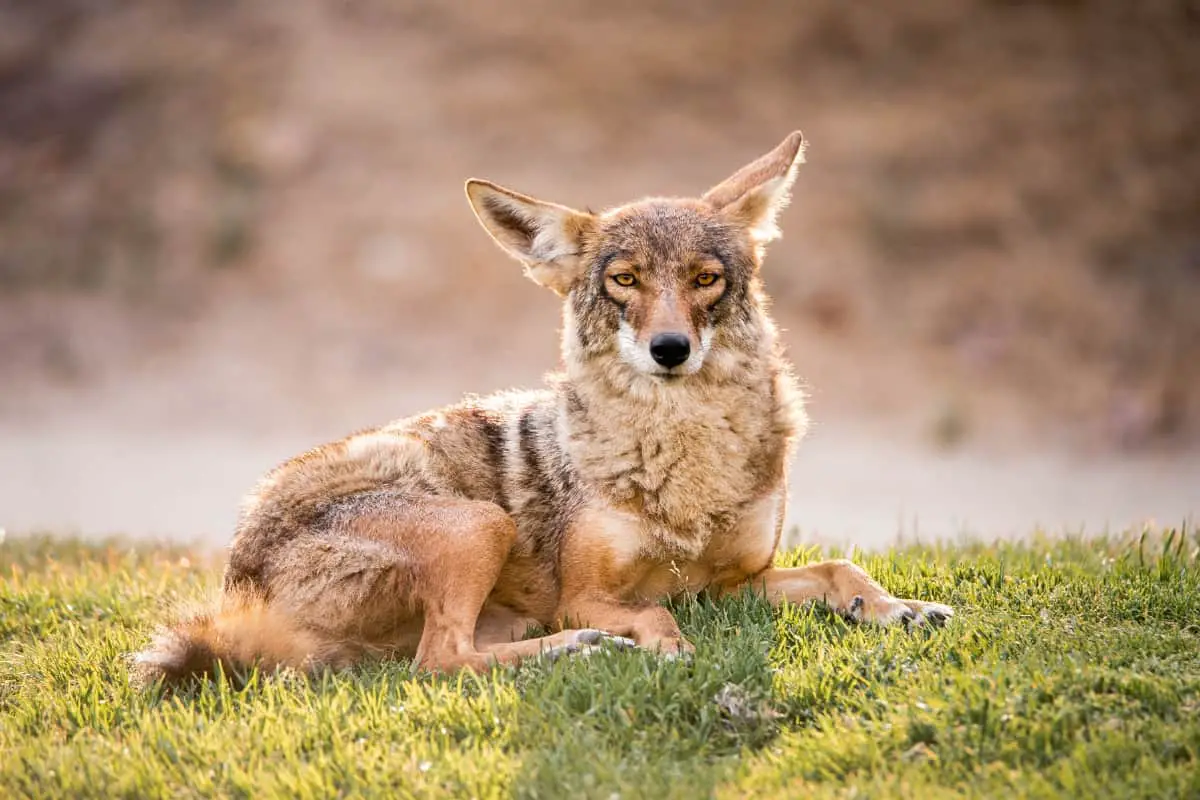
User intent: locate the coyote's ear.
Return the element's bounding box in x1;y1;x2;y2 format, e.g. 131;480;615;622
702;131;805;245
466;179;595;296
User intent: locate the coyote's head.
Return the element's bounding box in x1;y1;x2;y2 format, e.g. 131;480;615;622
467;132;804;384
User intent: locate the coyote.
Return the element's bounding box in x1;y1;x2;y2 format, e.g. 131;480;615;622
134;131;952;686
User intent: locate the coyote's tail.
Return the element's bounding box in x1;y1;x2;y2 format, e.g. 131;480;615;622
131;593;334;690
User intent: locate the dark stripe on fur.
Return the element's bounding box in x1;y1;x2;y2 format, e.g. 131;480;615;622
474;408;510;512
516;407;578;576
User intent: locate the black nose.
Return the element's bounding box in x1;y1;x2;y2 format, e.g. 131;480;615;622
649;333;691;368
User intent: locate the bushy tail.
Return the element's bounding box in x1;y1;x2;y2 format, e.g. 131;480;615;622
131;593;334;690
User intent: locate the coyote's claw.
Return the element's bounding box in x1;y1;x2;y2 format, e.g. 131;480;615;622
840;596;955;628
908;601;955;628
840;595;866;623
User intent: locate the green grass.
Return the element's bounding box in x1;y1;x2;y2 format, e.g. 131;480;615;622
2;529;1199;799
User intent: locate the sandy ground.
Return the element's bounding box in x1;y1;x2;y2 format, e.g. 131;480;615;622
3;418;1195;550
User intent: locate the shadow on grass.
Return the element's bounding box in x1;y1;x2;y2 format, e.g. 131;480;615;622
508;590;786;798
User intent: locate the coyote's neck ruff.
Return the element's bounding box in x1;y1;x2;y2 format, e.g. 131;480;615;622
559;274;804;560
135;132;952;688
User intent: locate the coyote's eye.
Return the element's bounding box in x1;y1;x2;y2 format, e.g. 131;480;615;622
695;273;721;287
611;273;638;287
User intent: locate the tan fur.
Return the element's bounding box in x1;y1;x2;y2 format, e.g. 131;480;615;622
133;131;952;689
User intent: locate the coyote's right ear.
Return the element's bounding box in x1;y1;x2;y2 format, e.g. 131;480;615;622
466;180;596;296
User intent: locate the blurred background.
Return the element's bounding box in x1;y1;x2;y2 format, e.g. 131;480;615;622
2;0;1198;546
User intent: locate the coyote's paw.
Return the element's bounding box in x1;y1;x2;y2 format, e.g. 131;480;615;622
540;629;637;662
842;595;954;628
902;599;955;627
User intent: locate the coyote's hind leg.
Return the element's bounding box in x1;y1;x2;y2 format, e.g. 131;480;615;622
268;493;627;672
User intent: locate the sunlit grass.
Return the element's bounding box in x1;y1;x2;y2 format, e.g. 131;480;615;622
2;529;1198;798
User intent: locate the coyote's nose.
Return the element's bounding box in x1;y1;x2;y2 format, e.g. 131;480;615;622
649;333;691;368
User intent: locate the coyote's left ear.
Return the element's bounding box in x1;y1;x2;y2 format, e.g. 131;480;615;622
466;179;595;296
703;131;805;245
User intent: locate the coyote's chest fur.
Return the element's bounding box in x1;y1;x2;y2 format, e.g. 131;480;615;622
562;368;797;560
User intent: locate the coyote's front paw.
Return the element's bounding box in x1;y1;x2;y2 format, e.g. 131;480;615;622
841;595;954;628
902;599;954;627
540;629;637;661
